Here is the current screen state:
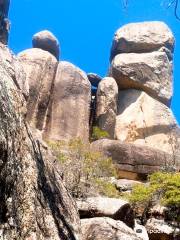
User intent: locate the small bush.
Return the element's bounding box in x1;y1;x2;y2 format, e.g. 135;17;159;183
128;172;180;223
48;138;117;198
91;126;110;141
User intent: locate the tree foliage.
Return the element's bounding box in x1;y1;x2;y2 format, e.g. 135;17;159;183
128;172;180;224
48;139;118;198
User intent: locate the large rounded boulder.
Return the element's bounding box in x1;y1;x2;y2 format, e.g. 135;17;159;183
110;21;174;60
32;30;60;60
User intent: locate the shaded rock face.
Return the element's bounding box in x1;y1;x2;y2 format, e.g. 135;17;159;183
115;89;180;156
110;21;174;60
96;77;118;138
76;197;134;228
81;218;142;240
0;44;81;240
87;73;102;88
32;30;60;60
44;61;91;142
18;49;91;142
110;52;172;105
91;139;180;180
0;0;10;44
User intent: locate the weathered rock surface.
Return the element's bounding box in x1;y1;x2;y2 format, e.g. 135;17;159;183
44;61;91;142
81;217;142;240
145;218;180;240
110;21;174;60
96;77;118;138
0;45;81;239
0;43;29;99
115;90;180;156
110;52;172;105
76;197;134;228
18;48;58;132
134;222;149;240
110;178;144;192
0;0;10;44
91;139;180;179
32;30;60;60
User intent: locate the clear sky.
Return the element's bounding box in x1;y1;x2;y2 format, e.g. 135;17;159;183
9;0;180;123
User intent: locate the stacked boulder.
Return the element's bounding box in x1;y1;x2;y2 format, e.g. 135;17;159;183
95;21;180;178
18;31;91;142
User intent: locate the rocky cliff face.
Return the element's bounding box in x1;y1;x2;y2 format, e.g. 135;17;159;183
0;43;81;240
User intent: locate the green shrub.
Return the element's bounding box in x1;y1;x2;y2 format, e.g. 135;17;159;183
94;179;121;198
128;172;180;223
47;138;117;198
91;126;110;141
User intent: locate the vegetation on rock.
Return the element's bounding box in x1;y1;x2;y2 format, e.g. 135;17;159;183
91;126;110;141
128;172;180;224
47;138;119;198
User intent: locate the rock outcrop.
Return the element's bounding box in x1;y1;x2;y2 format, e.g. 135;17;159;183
115;89;180;155
18;50;91;142
110;51;172;105
18;48;58;131
145;218;180;240
91;139;180;179
44;61;91;142
110;21;174;60
0;42;81;240
76;197;134;228
32;30;60;60
93;20;180;171
81;218;143;240
96;77;118;138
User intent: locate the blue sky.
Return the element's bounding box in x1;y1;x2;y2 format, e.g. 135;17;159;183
9;0;180;123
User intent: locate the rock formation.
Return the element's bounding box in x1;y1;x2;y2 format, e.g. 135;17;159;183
115;89;180;155
76;197;134;228
18;46;91;143
96;77;118;138
32;30;60;60
91;139;180;179
0;43;81;239
44;61;91;142
0;2;180;238
95;21;180;172
110;21;174;60
81;218;142;240
18;48;58;132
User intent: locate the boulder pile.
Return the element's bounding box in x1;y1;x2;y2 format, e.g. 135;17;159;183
95;21;180;178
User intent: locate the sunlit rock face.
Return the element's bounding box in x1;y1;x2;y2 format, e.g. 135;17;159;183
44;61;91;142
110;21;174;60
106;21;180;159
18;49;91;142
96;77;118;138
